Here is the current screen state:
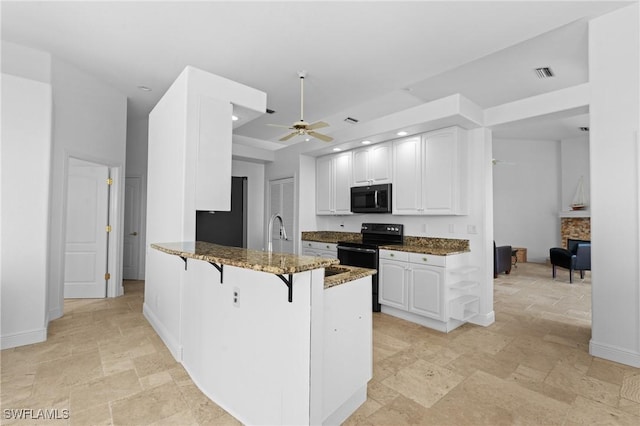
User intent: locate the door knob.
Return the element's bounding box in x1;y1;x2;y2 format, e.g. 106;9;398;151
129;232;138;236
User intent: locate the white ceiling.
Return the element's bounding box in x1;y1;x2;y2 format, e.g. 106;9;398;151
2;1;631;151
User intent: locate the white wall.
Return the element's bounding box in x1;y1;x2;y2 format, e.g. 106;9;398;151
1;42;126;346
47;57;128;318
232;160;265;250
492;138;561;262
589;3;640;367
560;136;590;212
1;73;52;349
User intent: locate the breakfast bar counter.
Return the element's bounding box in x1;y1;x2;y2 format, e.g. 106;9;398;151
145;241;374;425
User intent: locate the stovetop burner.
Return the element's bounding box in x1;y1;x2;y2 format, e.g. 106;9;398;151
338;223;404;248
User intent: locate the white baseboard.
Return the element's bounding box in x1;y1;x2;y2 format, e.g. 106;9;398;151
380;305;465;333
469;310;495;327
590;339;640;368
49;306;63;322
143;302;182;361
323;384;367;426
1;327;47;350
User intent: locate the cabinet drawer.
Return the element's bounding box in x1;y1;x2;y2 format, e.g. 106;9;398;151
409;252;446;267
302;241;337;252
379;250;409;262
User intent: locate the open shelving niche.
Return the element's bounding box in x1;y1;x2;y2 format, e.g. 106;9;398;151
448;266;480;321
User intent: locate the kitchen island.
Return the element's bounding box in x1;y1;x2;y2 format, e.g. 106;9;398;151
145;241;375;425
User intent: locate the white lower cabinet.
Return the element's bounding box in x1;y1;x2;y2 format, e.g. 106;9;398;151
379;249;479;332
301;240;338;259
379;256;408;309
408;264;443;319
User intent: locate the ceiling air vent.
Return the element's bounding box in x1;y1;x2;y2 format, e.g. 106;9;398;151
344;117;359;124
579;127;590;132
534;67;554;79
266;108;276;114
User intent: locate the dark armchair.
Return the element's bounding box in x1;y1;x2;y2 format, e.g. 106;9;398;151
550;239;591;283
494;241;512;278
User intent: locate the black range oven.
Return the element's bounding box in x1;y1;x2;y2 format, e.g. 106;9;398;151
337;223;404;312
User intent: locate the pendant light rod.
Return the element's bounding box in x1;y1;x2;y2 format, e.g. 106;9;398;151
298;70;307;121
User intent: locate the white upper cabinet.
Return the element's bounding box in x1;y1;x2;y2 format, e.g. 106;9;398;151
393;127;468;215
392;136;423;214
352;142;392;186
316;151;353;215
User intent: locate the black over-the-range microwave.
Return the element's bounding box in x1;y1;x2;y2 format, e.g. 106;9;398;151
350;183;392;213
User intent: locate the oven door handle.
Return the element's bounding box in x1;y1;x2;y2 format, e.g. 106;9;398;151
337;245;377;254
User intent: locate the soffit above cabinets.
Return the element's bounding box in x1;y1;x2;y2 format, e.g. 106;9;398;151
306;94;484;157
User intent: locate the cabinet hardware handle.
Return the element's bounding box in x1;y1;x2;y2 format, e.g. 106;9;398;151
423;257;428;262
390;253;394;257
129;232;138;236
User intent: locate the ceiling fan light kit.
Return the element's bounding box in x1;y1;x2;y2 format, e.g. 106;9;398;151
268;71;334;143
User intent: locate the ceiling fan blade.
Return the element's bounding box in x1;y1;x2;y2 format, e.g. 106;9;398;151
267;123;294;129
307;121;329;130
279;132;298;142
308;131;333;142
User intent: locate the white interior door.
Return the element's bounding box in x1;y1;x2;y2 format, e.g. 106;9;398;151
269;178;294;254
123;177;141;280
64;158;109;298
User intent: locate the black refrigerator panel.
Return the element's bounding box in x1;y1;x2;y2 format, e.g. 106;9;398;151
196;176;247;248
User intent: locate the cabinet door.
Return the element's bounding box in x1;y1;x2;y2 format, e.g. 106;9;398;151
379;259;408;309
392;137;422;214
422;128;458;215
409;264;443;320
352;148;370;186
316;156;333;214
333;152;353;214
369;142;392;184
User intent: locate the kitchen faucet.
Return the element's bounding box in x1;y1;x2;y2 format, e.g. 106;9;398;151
267;213;288;253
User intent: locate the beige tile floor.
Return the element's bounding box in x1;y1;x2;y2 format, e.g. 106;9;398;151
2;263;639;425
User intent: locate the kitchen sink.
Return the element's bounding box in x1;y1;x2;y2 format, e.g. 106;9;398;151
324;265;351;277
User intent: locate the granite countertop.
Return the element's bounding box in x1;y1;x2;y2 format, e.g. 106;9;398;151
301;231;362;244
323;265;377;289
378;245;468;256
152;241;339;274
300;231;470;256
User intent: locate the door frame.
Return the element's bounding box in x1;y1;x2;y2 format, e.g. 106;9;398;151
60;151;124;300
124;175;144;280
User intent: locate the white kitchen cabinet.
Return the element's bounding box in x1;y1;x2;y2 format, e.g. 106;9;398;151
352;142;392;186
316;152;353;215
301;241;338;259
379;255;408;310
408;264;443;320
392;136;422;214
392;127;468;215
378;249;477;332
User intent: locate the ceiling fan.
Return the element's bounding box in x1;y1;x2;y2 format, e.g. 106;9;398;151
268;71;333;142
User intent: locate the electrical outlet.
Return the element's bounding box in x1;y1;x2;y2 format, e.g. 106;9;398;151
448;224;455;233
422;223;427;233
233;287;240;307
467;224;477;234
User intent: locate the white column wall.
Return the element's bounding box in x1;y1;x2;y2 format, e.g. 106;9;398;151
589;3;640;367
0;74;52;349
